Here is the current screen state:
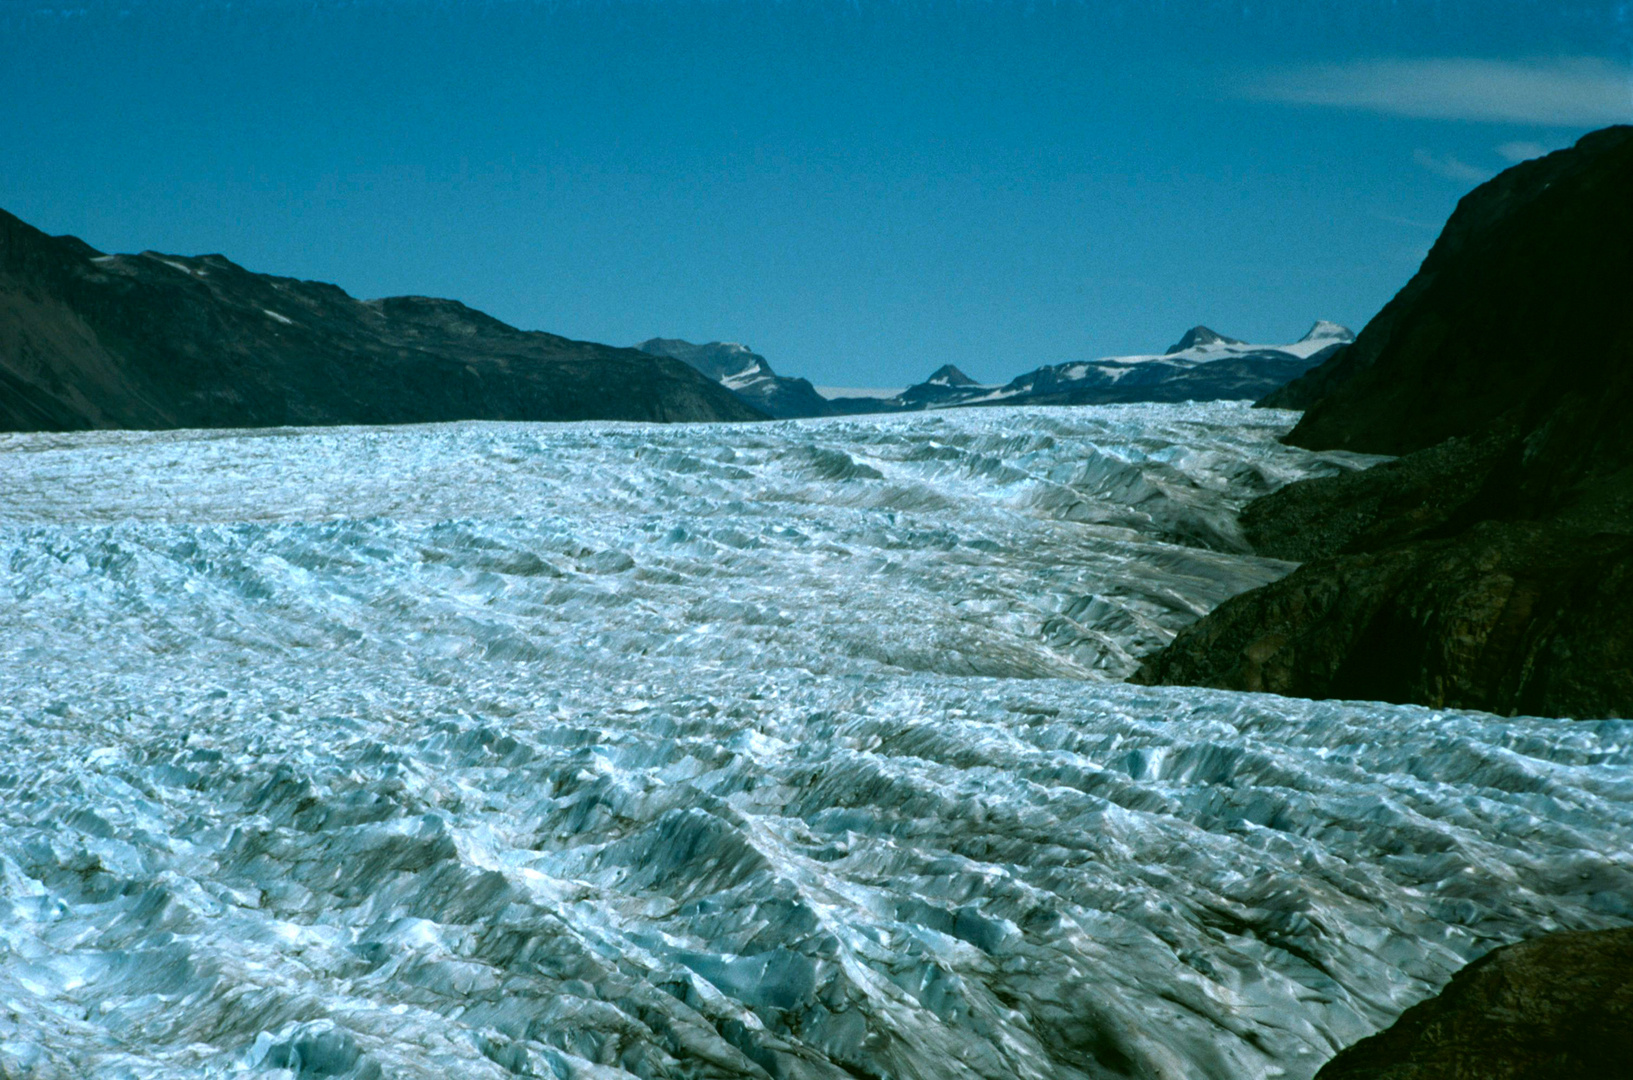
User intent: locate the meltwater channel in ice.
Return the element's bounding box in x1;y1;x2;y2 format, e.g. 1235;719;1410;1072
0;404;1628;1080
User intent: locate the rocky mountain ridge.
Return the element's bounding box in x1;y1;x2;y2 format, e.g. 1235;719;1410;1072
636;338;834;419
1165;325;1244;353
1315;928;1633;1079
0;208;764;431
818;322;1355;415
963;321;1352;407
1136;124;1633;719
642;323;1353;420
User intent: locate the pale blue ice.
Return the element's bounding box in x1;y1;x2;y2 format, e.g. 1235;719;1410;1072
0;405;1627;1080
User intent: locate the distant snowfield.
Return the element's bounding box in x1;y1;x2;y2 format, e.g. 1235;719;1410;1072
814;323;1353;408
815;386;907;400
1;405;1628;1080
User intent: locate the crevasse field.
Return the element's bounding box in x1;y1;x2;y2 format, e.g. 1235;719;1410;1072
1;404;1629;1080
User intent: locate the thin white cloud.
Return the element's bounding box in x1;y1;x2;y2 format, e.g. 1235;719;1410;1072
1242;57;1633;127
1412;149;1492;183
1494;140;1552;162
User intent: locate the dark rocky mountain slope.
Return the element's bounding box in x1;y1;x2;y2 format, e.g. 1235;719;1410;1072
897;363;985;408
1164;324;1245;353
0;209;764;431
636;337;832;419
1136;125;1633;719
1314;928;1633;1080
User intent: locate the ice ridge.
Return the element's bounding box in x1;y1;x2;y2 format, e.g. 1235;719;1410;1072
0;405;1627;1080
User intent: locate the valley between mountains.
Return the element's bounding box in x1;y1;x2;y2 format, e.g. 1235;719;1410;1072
2;122;1631;1080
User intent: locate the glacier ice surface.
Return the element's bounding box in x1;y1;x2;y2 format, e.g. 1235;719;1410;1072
0;404;1627;1080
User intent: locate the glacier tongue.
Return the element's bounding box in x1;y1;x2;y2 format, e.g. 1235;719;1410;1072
0;404;1627;1080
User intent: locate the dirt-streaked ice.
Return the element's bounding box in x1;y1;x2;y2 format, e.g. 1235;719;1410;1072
0;405;1627;1080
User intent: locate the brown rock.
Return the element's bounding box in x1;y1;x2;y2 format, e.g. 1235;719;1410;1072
0;207;766;431
1133;523;1633;719
1137;126;1633;719
1314;928;1633;1080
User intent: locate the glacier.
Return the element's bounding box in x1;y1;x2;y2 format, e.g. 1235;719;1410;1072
0;403;1628;1080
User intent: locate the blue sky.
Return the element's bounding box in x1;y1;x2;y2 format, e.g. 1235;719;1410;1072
3;1;1629;387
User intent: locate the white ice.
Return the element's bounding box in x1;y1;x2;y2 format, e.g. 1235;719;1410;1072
0;404;1627;1080
815;388;911;400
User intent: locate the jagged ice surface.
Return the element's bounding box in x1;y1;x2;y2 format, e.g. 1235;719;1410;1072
0;405;1628;1080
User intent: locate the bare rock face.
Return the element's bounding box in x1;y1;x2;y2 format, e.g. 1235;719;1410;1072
1164;324;1244;354
1314;928;1633;1080
1262;124;1633;443
636;337;836;419
0;208;765;431
1136;126;1633;719
1135;522;1633;718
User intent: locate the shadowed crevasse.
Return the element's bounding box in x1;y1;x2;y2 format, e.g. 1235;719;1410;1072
1135;125;1633;720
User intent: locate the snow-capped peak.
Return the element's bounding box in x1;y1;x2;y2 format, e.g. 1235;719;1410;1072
1297;320;1355;344
923;364;980;387
1164;326;1246;355
1276;320;1355;358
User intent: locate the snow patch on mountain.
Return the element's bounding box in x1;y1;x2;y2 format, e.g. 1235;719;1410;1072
1278;320;1357;359
638;338;834;419
924;364;980;387
1165;324;1247;354
850;321;1357;411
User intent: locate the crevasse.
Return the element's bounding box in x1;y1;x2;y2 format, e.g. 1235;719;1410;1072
0;405;1627;1080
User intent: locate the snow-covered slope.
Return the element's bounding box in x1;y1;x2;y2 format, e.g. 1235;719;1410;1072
1276;320;1356;360
1142;322;1355;365
1;405;1627;1080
